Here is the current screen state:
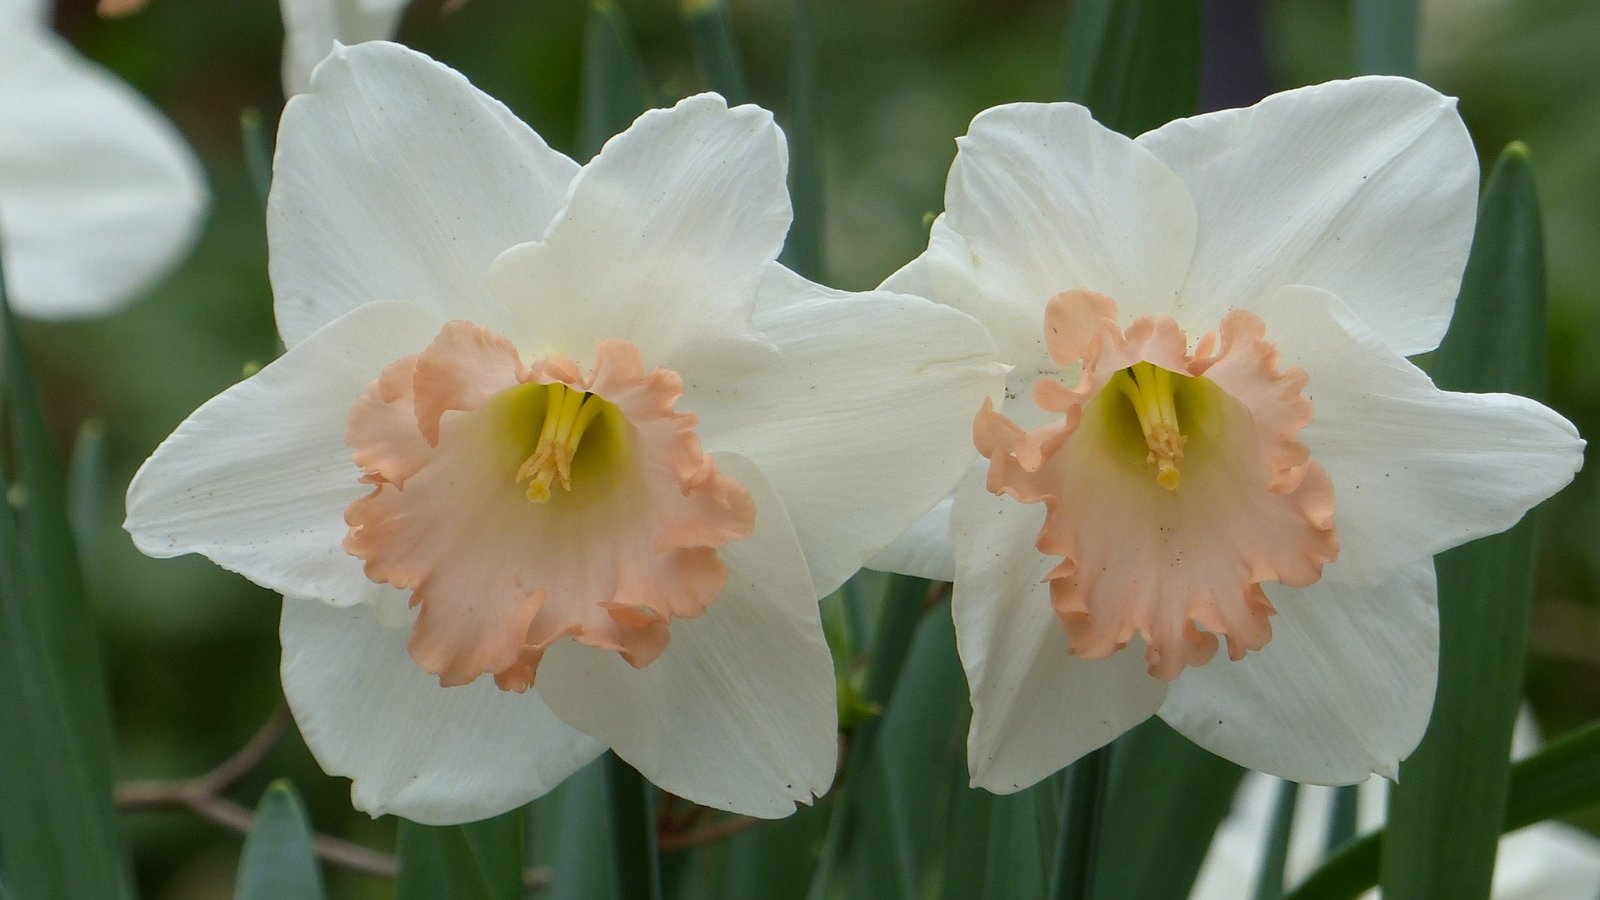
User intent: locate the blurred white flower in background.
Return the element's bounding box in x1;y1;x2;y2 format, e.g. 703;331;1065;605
1193;711;1600;899
0;0;206;319
279;0;411;96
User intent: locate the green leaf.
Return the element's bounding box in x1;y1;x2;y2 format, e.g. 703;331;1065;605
578;0;650;161
1379;144;1549;900
235;780;325;900
1059;0;1202;136
1049;746;1111;900
806;576;932;900
779;0;822;280
66;417;107;573
1252;781;1299;900
240;108;274;211
0;251;127;899
532;759;615;900
1090;719;1244;900
1289;720;1600;900
1350;0;1417;77
603;753;663;900
681;0;748;104
844;598;968;900
396;807;526;900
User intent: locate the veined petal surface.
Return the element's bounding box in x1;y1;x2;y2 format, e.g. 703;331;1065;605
536;455;837;818
269;41;579;347
0;24;206;319
1160;560;1437;784
1263;285;1582;585
952;474;1168;793
687;265;1004;596
281;598;605;824
1138;77;1477;355
489;94;788;373
125;302;442;607
867;489;959;583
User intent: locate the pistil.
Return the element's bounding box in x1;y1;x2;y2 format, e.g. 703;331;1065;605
1111;361;1187;491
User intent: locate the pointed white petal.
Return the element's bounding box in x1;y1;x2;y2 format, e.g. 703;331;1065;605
1138;76;1477;356
868;489;957;582
279;0;407;96
125;302;441;607
687;265;1003;595
269;41;578;346
282;598;605;825
536;454;836;818
945;103;1197;327
1161;560;1438;784
488;94;788;373
0;27;206;319
952;473;1167;793
1262;284;1583;585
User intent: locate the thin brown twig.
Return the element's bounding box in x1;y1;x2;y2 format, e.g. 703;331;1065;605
657;813;766;852
113;705;553;890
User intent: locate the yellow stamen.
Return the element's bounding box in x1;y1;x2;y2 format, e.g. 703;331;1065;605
1111;362;1187;491
516;382;606;502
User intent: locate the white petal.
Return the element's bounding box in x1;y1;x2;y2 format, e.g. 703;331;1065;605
686;265;1004;596
125;302;441;607
1160;560;1438;784
279;0;407;96
867;489;957;582
1137;77;1477;356
486;94;788;373
281;598;605;825
944;103;1197;327
1262;284;1583;585
536;453;836;818
952;473;1167;793
269;41;578;347
0;26;206;319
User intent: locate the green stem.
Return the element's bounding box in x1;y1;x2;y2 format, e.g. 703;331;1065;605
1324;784;1359;856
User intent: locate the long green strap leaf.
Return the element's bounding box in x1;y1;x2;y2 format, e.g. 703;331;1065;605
681;0;748;104
1090;720;1243;899
1059;0;1202;136
1350;0;1417;77
578;0;649;161
1379;144;1549;900
1289;720;1600;899
603;753;663;900
1048;745;1112;900
235;781;325;900
0;251;128;899
780;0;822;280
396;808;525;900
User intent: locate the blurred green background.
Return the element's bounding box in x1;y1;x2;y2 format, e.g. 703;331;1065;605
20;0;1600;896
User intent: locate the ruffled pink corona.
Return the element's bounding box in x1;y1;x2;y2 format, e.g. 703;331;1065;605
343;321;755;691
976;290;1338;680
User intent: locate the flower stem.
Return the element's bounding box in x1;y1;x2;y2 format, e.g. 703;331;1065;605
1253;779;1300;900
602;752;662;900
1049;743;1113;900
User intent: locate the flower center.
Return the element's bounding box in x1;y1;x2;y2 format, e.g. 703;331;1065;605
492;381;627;503
1109;361;1188;491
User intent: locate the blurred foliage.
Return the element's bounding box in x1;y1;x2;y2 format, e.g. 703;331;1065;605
16;0;1600;896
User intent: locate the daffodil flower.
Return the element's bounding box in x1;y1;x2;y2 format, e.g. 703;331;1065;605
0;0;206;318
124;42;1002;824
877;77;1584;790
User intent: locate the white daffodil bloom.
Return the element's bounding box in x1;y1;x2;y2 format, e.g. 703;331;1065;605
875;77;1585;791
279;0;409;95
0;0;206;319
124;42;1003;824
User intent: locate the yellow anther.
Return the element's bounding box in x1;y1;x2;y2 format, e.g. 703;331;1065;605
1112;362;1187;492
516;382;605;502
